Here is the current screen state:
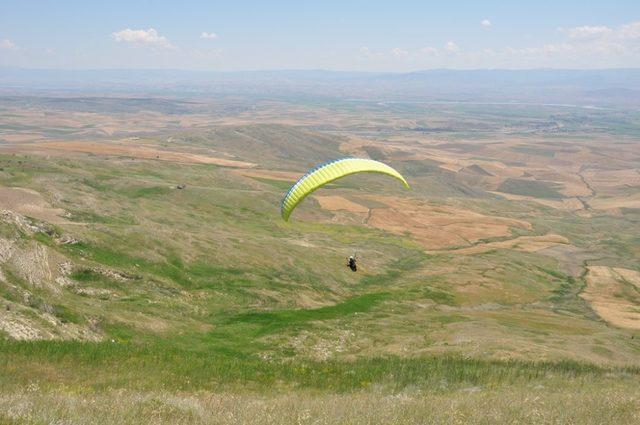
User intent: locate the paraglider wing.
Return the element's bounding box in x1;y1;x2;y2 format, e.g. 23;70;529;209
280;157;409;221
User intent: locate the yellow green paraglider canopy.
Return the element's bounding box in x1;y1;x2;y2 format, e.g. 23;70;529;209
281;157;409;221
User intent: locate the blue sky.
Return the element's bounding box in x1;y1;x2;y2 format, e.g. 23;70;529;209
1;0;639;71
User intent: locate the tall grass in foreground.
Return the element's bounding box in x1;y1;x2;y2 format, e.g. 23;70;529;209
5;339;638;423
1;385;639;424
1;339;639;393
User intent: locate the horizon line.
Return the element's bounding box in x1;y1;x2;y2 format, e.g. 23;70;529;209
3;66;640;74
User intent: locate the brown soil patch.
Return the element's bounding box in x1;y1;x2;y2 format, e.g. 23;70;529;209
582;266;640;330
489;191;585;211
462;160;525;180
589;194;640;211
0;133;44;143
583;169;640;191
315;196;369;213
559;180;593;198
438;234;570;255
433;158;525;190
362;195;532;250
15;141;256;168
614;268;640;285
338;136;375;154
438;163;464;173
0;187;67;224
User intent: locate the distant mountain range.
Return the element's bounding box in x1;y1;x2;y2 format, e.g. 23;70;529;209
2;68;640;107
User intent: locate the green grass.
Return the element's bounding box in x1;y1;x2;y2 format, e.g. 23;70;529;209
1;338;638;393
231;292;390;330
498;178;565;199
52;304;84;324
248;176;295;190
121;185;173;198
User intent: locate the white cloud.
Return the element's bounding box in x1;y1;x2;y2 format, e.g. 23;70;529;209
561;22;640;41
563;25;613;39
546;21;640;59
200;32;219;40
444;41;459;53
419;46;438;55
505;43;573;56
618;22;640;39
539;43;573;54
508;21;640;62
359;46;383;59
390;47;409;57
191;47;223;59
111;28;174;49
356;20;640;68
0;39;17;50
481;19;491;28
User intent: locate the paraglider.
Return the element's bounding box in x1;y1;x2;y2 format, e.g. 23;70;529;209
347;254;357;272
280;157;409;221
280;157;409;271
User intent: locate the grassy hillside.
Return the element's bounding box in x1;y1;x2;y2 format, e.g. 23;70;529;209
1;97;639;423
